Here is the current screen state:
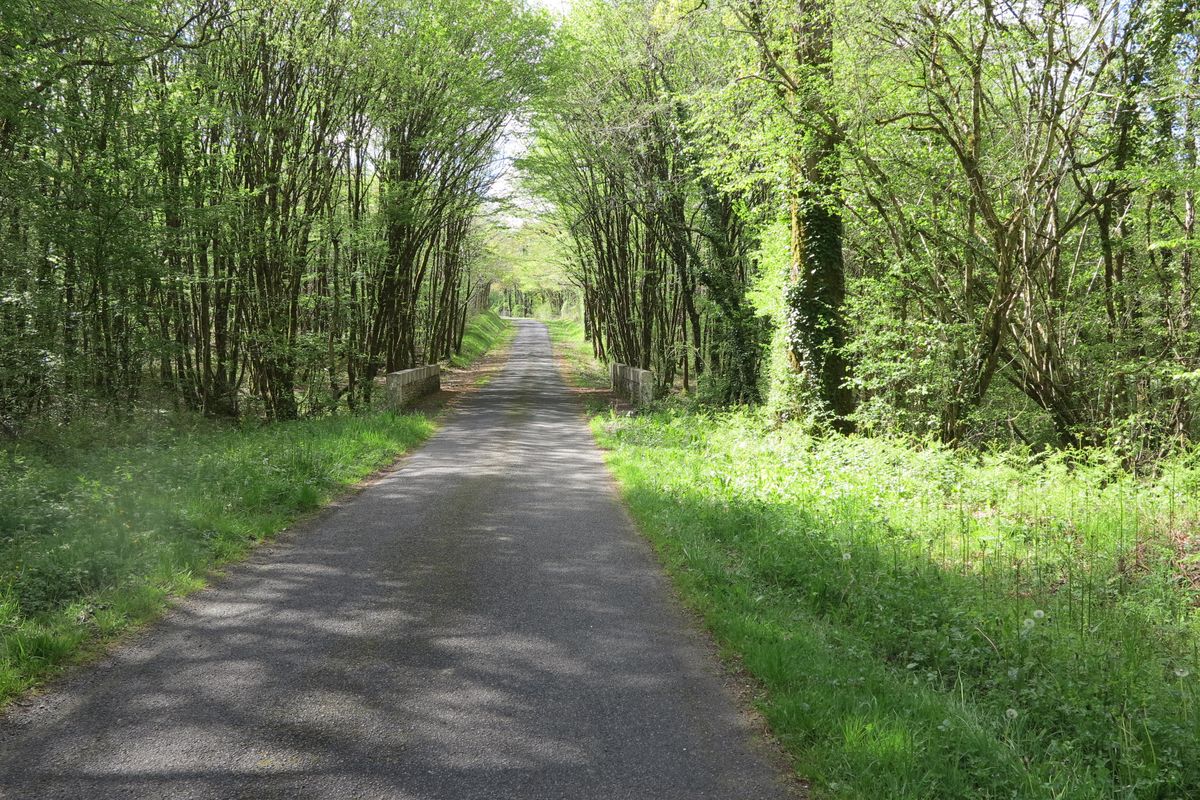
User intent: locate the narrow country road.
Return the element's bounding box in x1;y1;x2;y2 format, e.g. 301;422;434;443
0;320;791;800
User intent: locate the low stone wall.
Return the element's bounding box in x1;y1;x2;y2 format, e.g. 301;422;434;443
610;363;655;405
386;364;441;409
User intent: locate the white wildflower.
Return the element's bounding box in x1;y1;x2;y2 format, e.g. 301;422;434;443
1005;708;1019;720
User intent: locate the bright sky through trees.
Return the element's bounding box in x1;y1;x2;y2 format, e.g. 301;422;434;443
532;0;573;15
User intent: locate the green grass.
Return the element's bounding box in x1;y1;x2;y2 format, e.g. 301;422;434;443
0;311;510;707
449;310;514;368
544;319;610;391
548;325;1200;798
0;411;434;704
597;411;1200;799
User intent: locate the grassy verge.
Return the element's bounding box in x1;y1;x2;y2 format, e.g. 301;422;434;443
544;319;610;397
450;310;514;368
549;326;1200;799
1;312;510;708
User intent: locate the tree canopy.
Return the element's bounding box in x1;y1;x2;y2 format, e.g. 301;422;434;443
6;0;1200;458
0;0;549;422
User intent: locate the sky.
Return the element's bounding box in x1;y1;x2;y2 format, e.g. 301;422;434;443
531;0;573;15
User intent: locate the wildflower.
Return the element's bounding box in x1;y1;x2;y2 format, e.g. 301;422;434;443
1005;708;1019;720
842;552;851;561
1175;668;1191;679
1022;618;1035;630
1033;609;1045;619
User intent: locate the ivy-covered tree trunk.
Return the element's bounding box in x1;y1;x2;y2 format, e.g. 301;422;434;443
783;0;854;431
787;180;853;430
694;183;764;405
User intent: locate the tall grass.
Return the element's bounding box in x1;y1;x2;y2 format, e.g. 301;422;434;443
595;408;1200;798
545;319;610;389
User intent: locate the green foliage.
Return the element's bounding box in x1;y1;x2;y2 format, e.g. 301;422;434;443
596;406;1200;798
0;408;434;704
485;218;580;318
751;219;820;421
521;0;766;401
0;0;549;424
517;0;1200;450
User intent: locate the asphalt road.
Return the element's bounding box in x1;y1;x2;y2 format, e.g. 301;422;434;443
0;319;792;800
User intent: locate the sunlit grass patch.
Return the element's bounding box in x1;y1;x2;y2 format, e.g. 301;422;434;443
449;310;513;368
595;408;1200;799
545;319;610;390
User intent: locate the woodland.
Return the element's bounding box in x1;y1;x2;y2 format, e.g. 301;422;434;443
6;0;1200;456
1;0;547;423
519;0;1200;458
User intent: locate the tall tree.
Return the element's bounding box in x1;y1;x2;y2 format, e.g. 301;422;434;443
738;0;854;428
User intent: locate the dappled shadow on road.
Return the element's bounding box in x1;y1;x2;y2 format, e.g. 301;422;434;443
0;321;790;800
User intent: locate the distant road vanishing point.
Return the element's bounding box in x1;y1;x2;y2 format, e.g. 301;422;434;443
0;319;793;800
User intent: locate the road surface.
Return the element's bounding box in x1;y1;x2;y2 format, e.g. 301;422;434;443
0;319;792;800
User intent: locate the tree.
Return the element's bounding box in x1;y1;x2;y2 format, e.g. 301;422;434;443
733;0;854;428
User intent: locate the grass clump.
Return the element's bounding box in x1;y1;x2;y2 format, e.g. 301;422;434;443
591;400;1200;798
0;410;434;706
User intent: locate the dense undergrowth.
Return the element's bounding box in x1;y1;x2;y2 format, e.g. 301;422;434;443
0;313;509;707
549;319;1200;798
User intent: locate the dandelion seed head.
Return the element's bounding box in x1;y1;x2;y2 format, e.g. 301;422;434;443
1022;618;1035;629
1005;708;1019;720
842;552;851;561
1175;667;1191;679
1033;609;1045;619
1008;667;1019;680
